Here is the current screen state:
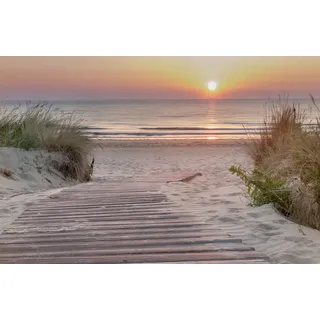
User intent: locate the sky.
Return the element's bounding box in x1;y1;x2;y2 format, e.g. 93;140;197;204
1;57;320;100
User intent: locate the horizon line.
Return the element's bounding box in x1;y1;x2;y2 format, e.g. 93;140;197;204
0;96;317;102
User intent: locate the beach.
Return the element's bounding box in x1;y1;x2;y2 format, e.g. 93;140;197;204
2;138;320;263
95;139;320;263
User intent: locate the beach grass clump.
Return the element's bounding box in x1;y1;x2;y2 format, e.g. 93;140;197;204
0;102;95;182
246;96;305;166
230;95;320;230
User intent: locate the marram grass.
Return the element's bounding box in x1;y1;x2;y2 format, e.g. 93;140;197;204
231;95;320;231
0;102;95;182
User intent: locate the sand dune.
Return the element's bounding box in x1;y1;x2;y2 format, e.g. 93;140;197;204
0;147;75;234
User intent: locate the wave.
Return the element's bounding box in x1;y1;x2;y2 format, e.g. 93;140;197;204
139;127;264;131
79;126;108;130
157;115;189;118
84;131;259;137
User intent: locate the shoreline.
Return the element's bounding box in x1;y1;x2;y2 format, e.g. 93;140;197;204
94;138;248;148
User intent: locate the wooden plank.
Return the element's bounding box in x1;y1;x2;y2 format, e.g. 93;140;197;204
3;222;216;234
0;178;269;264
27;200;172;209
0;235;248;251
0;245;262;259
0;225;226;239
14;214;194;224
0;251;268;264
23;204;177;214
17;210;177;220
0;232;239;245
161;259;270;264
38;194;167;202
10;215;186;226
23;205;177;213
7;220;211;231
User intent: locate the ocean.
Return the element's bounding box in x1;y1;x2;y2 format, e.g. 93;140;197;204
2;98;319;140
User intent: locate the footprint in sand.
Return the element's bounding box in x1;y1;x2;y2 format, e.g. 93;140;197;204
228;192;243;197
264;231;282;237
247;211;261;218
256;223;279;231
284;236;308;242
217;216;239;223
206;210;217;214
234;215;246;221
279;254;313;264
272;219;289;225
228;208;242;213
199;201;212;205
219;200;235;205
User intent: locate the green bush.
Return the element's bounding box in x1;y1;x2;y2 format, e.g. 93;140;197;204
229;165;291;214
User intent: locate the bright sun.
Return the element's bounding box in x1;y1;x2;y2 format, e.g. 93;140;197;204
207;81;218;91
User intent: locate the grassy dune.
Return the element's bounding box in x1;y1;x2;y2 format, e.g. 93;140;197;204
0;102;95;182
230;96;320;230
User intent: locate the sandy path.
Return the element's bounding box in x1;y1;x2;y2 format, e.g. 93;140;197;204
2;141;320;263
94;144;320;263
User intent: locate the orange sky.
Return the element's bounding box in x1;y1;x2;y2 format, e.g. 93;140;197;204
1;57;320;99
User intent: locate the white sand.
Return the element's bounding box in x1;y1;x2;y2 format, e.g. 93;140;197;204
2;141;320;263
0;147;75;233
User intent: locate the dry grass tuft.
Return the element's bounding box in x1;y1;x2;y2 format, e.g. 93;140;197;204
245;96;305;165
0;102;95;182
231;95;320;230
0;167;13;178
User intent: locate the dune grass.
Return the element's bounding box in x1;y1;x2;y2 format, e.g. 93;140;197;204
0;102;95;182
245;96;306;165
230;95;320;230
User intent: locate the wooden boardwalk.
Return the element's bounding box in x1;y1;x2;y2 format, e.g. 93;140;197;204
0;174;269;263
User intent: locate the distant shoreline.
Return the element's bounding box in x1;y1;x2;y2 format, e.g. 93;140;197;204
95;138;248;148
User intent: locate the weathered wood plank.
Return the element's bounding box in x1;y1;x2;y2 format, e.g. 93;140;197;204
0;236;249;252
0;176;270;264
161;259;270;264
23;204;177;214
3;222;217;235
0;225;226;239
10;215;186;226
27;200;172;209
17;211;178;220
0;251;268;264
7;220;213;232
0;232;239;245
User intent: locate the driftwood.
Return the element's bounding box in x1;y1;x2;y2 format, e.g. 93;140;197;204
166;172;202;183
0;168;13;178
84;158;95;182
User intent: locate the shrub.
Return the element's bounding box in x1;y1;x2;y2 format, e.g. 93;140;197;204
231;95;320;230
229;165;291;214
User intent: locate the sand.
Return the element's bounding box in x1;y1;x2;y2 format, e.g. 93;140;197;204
94;140;320;264
2;140;320;263
0;147;75;233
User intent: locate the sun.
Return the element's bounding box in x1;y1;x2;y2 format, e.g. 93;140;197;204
207;81;218;91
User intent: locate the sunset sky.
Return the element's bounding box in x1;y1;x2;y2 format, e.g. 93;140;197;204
1;57;320;100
